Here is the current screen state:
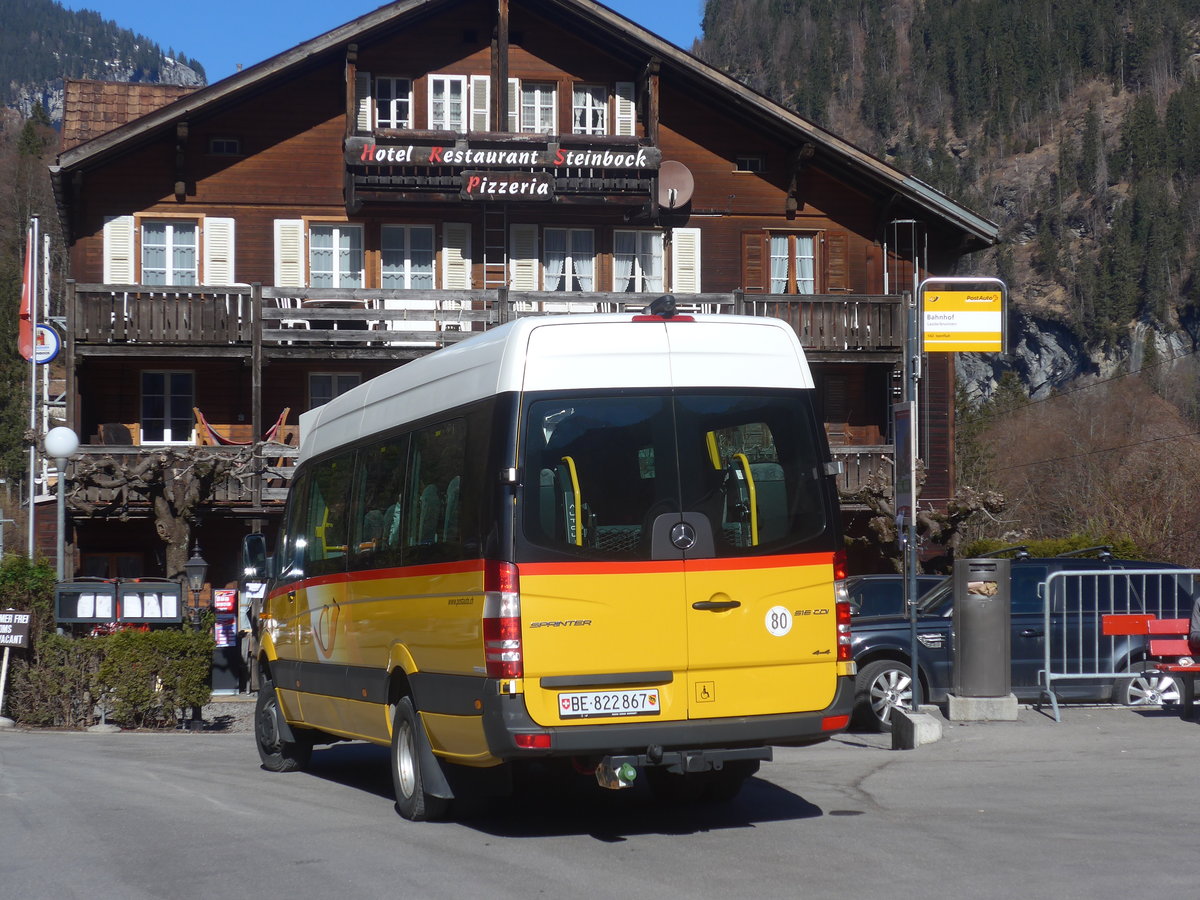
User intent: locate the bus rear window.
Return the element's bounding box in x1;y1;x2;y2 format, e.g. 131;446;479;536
521;392;833;560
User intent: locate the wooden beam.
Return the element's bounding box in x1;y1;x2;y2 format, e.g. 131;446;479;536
345;43;359;139
493;0;510;130
174;121;188;201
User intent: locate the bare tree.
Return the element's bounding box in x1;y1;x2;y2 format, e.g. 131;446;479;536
844;461;1006;573
64;445;256;576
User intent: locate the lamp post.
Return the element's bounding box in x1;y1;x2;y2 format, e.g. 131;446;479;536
183;543;209;624
44;427;80;582
182;543;209;731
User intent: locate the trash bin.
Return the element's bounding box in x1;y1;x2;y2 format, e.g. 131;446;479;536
953;558;1011;697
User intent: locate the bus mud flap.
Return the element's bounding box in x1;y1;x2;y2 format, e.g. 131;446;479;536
414;712;455;800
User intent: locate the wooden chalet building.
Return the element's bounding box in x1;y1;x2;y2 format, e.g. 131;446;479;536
49;0;997;594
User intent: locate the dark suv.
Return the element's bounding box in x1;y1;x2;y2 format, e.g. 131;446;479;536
848;550;1197;731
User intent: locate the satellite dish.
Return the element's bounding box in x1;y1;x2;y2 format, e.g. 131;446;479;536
657;160;694;209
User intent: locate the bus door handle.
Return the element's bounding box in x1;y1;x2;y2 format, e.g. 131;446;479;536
1020;628;1043;638
692;600;741;612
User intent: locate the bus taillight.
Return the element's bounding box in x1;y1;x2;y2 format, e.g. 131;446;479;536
483;561;523;678
836;592;853;662
833;548;848;581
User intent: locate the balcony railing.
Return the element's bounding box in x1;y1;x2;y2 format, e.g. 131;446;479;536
72;443;299;512
66;283;904;354
832;445;892;504
65;283;900;511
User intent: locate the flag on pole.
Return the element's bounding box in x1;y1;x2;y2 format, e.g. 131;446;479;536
18;223;34;361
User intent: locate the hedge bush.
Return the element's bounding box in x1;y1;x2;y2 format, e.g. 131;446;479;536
2;555;215;729
961;534;1148;560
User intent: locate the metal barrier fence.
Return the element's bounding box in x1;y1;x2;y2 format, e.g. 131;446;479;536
1041;568;1200;721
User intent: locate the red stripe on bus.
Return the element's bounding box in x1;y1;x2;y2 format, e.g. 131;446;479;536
519;552;834;578
267;551;835;598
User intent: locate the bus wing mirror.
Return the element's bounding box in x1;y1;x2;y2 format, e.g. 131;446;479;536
242;533;270;581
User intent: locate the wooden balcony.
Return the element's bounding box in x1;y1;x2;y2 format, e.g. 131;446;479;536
832;445;892;508
71;442;299;514
64;283;900;512
66;283;904;359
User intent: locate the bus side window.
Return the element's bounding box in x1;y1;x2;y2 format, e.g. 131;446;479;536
304;454;353;578
350;435;408;570
403;419;468;563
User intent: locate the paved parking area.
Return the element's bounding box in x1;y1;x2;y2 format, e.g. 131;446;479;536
1;703;1197;899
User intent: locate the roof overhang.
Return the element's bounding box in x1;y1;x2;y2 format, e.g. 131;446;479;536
51;0;997;249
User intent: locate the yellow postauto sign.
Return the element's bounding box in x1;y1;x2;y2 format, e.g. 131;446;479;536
922;290;1004;352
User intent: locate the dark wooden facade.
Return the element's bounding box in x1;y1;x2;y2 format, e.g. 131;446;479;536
50;0;996;587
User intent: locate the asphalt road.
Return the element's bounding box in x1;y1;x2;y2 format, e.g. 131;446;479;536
2;705;1198;900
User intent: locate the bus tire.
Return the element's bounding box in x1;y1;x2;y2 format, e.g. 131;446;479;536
391;696;449;821
255;679;313;773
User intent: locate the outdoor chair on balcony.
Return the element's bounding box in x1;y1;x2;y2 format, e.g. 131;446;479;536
193;407;291;446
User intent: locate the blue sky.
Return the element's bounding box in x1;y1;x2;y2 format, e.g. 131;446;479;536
63;1;707;84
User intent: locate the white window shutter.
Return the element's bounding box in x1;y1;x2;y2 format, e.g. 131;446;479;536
355;71;373;132
615;82;636;137
671;228;701;294
470;75;490;132
442;222;472;290
507;78;520;132
202;217;236;285
103;215;135;283
274;219;306;288
509;224;539;290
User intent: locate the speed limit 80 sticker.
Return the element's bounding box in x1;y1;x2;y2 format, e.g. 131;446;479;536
765;605;793;636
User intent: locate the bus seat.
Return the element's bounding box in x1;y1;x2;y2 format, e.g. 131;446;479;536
416;484;442;545
751;462;787;543
384;503;403;548
443;476;461;543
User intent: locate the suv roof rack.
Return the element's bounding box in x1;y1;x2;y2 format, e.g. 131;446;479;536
1054;545;1114;560
986;545;1030;560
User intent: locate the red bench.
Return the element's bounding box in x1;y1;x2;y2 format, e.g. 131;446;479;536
1101;615;1198;719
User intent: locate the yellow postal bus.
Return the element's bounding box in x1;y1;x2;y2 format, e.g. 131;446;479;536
244;305;853;819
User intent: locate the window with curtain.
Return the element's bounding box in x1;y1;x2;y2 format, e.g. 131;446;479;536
544;228;594;291
382;225;435;288
521;82;556;133
768;233;816;294
572;84;607;134
141;221;197;285
309;224;364;288
429;75;467;131
613;230;663;292
376;77;412;129
141;370;194;444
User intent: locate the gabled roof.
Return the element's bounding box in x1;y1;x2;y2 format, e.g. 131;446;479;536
50;0;997;248
61;80;200;152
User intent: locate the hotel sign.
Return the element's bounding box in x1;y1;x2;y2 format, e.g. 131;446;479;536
345;137;661;170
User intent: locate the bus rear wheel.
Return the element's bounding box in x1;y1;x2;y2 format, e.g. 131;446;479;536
391;696;449;821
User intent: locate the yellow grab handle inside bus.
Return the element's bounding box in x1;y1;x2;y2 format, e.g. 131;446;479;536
560;455;583;546
733;452;759;546
705;431;722;469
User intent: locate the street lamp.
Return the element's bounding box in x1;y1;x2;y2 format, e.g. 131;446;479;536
183;543;209;624
182;542;209;731
44;426;80;582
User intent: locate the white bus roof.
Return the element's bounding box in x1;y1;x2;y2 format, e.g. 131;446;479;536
298;314;813;462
